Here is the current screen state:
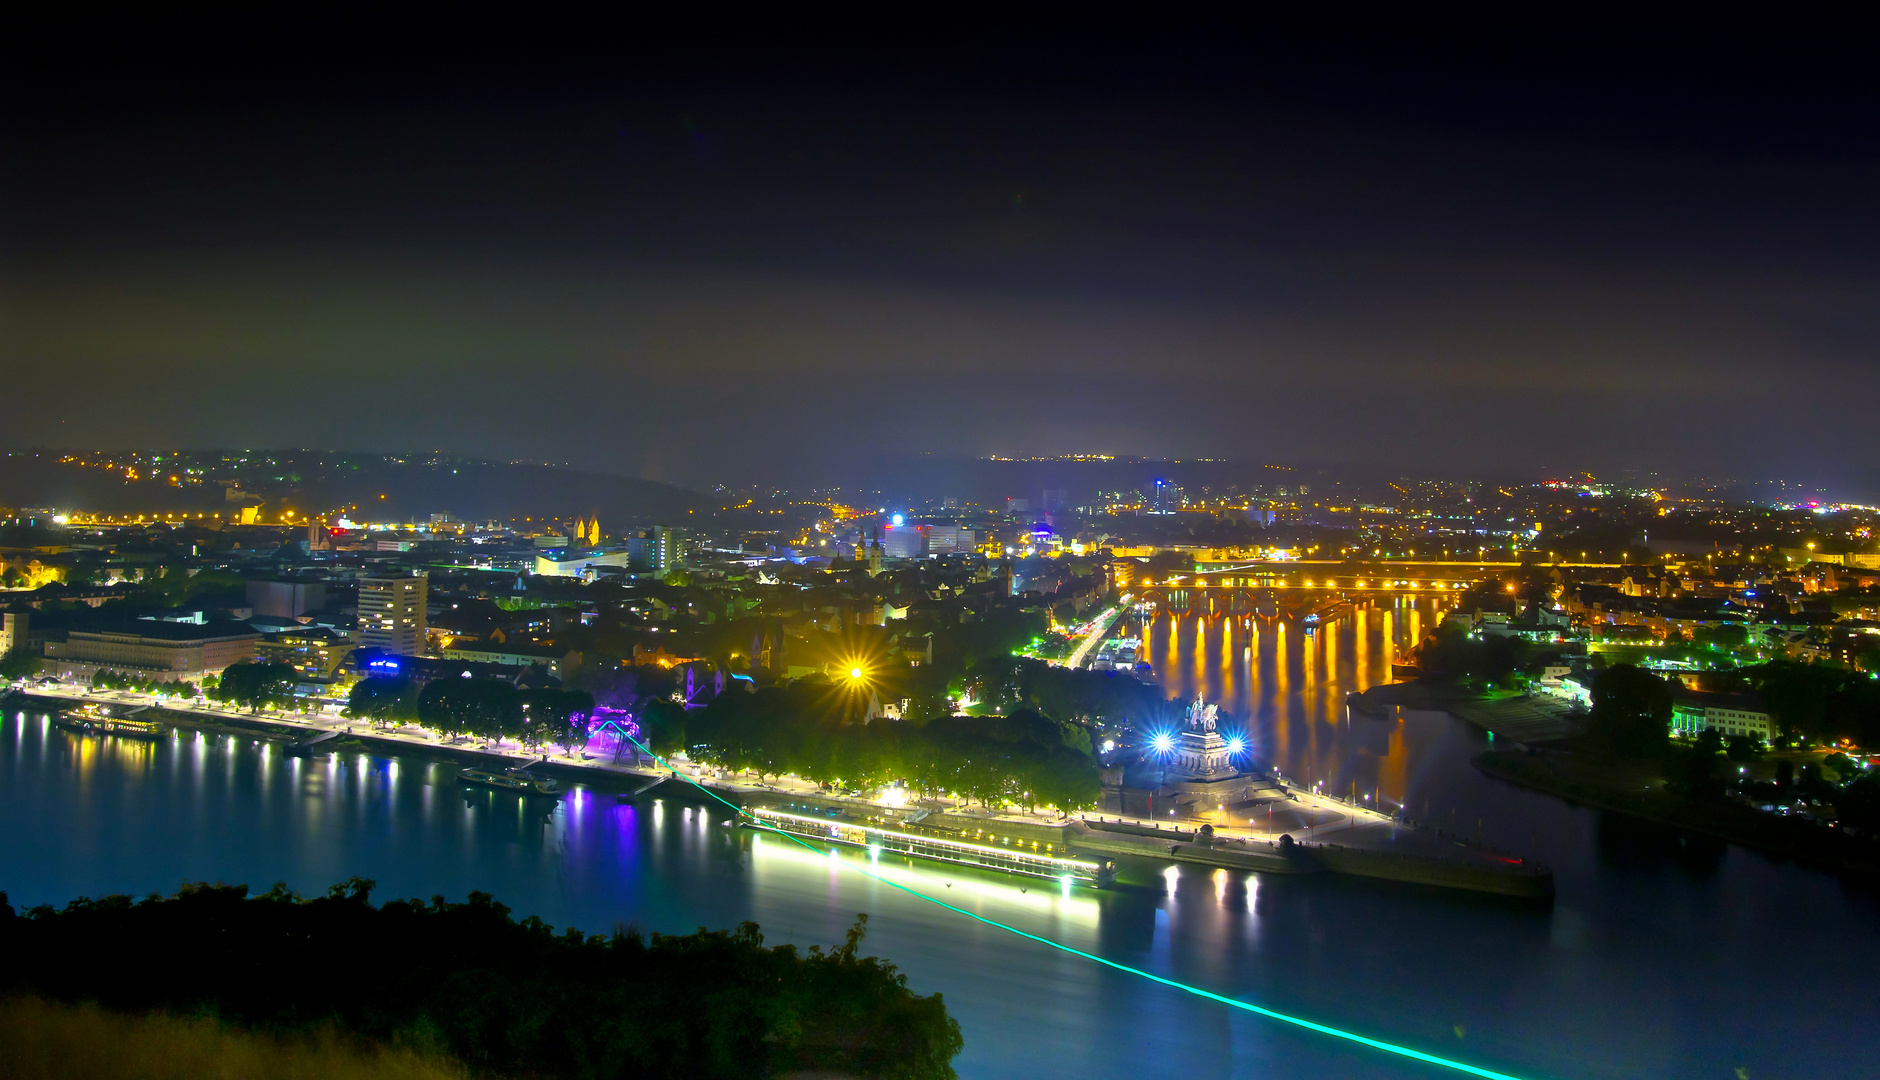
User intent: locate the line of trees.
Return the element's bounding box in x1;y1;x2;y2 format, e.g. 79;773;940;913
1744;661;1880;746
206;661;297;712
346;675;596;755
84;667;201;699
956;656;1168;733
685;682;1101;811
0;880;962;1080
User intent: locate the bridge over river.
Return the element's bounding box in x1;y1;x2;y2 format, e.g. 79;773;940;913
1128;558;1625;616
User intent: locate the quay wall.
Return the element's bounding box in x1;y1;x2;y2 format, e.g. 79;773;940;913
11;691;1552;897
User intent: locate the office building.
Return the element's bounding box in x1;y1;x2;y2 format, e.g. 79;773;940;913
1151;480;1183;515
649;525;680;575
358;570;429;656
624;526;683;577
925;524;977;555
1672;691;1778;743
256;628;357;683
43;620;260;679
880;524;926;560
247;579;327;620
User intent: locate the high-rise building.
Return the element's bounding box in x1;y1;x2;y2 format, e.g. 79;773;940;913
624;526;682;577
651;525;678;574
1151;480;1183;515
358;570;428;655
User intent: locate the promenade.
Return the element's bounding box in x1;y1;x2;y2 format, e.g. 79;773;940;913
11;682;1376;835
12;682;1549;896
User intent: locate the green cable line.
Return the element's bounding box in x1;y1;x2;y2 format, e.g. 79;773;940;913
619;734;1538;1080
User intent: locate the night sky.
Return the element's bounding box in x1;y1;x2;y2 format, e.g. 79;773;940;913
4;13;1877;493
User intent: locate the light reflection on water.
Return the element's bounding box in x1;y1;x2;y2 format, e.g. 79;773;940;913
6;699;1880;1080
1139;598;1445;806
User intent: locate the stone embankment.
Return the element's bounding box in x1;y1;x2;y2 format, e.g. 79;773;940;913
751;792;1553;898
12;690;1552;898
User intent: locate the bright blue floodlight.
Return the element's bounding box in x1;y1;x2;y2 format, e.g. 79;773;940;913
1226;737;1246;755
891;513;905;526
1151;733;1175;754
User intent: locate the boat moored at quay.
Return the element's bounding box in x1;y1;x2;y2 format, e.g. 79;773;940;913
743;805;1116;888
54;703;165;740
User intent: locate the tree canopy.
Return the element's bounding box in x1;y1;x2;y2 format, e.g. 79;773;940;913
1588;663;1673;757
1749;661;1880;745
0;881;961;1080
344;675;419;726
0;647;39;680
210;661;297;713
416;677;595;751
684;684;1101;811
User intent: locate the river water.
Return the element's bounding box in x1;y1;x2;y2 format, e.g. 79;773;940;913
5;607;1879;1080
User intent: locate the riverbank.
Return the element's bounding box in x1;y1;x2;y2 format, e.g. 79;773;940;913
746;791;1555;899
12;687;1551;898
1349;682;1582;744
7;688;690;797
1474;749;1880;879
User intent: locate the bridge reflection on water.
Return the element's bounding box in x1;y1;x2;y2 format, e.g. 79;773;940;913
1135;596;1449;811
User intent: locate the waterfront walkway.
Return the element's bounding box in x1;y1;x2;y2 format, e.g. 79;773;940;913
12;683;1546;895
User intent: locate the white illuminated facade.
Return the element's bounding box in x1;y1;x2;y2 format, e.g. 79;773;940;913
358;570;428;655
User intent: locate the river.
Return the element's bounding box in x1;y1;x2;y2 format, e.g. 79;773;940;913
5;609;1878;1079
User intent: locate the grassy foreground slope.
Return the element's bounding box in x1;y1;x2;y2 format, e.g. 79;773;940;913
0;994;469;1080
0;880;961;1080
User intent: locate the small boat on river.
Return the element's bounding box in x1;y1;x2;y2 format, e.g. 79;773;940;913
55;703;164;740
459;764;564;796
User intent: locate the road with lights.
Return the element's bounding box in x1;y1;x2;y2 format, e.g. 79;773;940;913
1056;602;1124;669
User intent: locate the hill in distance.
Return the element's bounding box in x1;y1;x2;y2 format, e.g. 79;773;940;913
0;451;705;525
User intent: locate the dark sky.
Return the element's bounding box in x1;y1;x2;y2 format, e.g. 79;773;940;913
4;12;1877;493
